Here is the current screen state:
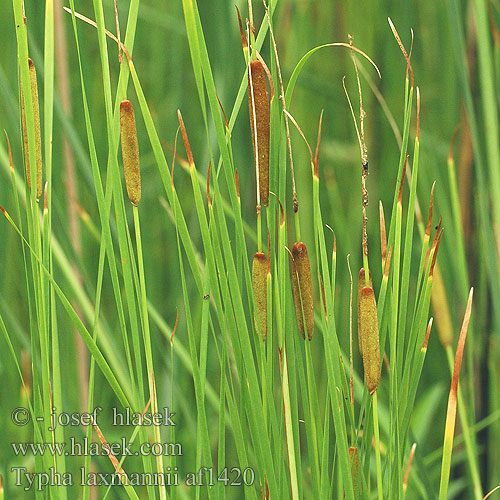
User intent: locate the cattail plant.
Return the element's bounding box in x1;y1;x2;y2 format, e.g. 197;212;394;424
290;241;314;340
248;59;270;207
357;267;372;355
252;250;268;340
358;284;380;394
242;5;273;342
279;109;317;342
240;5;271;209
344;36;384;500
20;58;42;200
120;99;141;206
343;39;381;396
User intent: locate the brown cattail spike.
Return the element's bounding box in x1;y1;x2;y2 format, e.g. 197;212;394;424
248;60;270;206
290;242;314;340
359;285;380;394
120;100;141;206
252;252;268;340
21;58;43;200
357;268;372;355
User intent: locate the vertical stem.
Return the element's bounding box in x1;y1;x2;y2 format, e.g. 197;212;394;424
282;344;299;500
373;392;383;500
133;206;167;500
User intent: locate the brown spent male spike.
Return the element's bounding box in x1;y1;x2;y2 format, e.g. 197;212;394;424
252;252;268;341
21;58;43;200
359;285;380;394
248;59;270;206
120;100;141;206
290;242;314;340
357;268;372;356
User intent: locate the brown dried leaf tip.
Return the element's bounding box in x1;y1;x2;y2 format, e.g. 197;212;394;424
357;268;372;356
252;252;268;341
120;100;141;206
290;242;314;340
359;285;380;395
248;60;270;206
21;58;43;200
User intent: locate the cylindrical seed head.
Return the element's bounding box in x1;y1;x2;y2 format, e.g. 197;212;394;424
248;60;270;206
20;58;43;200
120;100;141;206
252;252;268;340
357;268;372;356
359;286;380;394
290;242;314;340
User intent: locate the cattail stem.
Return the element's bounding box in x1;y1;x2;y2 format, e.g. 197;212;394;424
132;206;166;499
363;253;370;287
347;255;356;445
294;211;301;243
281;345;300;500
247;0;257;61
373;391;384;500
257;208;262;253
